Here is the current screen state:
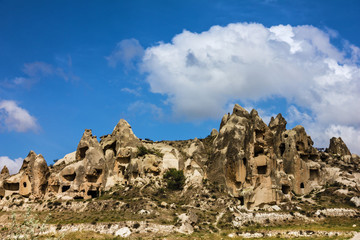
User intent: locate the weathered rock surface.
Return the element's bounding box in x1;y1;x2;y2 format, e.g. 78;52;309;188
327;137;351;156
0;104;359;209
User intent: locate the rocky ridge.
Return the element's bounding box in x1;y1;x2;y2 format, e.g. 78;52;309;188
1;104;359;207
0;104;359;238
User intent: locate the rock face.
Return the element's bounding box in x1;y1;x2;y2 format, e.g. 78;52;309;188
0;104;359;208
327;137;351;156
1;151;49;199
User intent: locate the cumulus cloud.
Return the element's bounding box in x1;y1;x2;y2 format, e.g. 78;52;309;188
0;156;23;175
140;23;360;153
0;100;39;132
106;38;144;69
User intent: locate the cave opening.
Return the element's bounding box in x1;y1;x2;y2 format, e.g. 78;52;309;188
243;157;247;166
86;175;98;183
282;185;290;194
104;141;117;156
63;172;76;181
238;196;244;205
254;145;264;157
296;141;305;152
118;157;131;164
300;182;305;189
4;182;19;191
279;143;285;156
62;185;70;192
79;146;89;159
255;129;264;140
257;165;267;174
87;190;99;198
309;169;319;181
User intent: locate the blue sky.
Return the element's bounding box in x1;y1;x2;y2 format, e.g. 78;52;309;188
1;0;360;174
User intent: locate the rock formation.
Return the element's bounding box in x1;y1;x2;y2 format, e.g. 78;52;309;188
0;104;359;209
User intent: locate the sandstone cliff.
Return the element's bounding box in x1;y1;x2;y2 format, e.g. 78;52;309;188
0;104;359;209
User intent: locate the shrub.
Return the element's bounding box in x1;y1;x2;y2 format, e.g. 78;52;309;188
7;208;60;240
163;168;185;191
137;146;149;157
136;145;164;158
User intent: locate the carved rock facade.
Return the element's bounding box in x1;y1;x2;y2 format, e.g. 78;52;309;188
0;104;359;208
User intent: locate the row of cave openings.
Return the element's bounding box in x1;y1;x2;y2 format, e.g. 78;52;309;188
62;168;103;184
49;184;99;199
278;141;318;162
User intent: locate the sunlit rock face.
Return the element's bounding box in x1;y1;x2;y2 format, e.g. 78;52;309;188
0;104;358;209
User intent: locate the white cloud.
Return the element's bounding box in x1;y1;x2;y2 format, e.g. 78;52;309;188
140;23;360;153
0;100;39;132
0;156;23;175
106;38;144;69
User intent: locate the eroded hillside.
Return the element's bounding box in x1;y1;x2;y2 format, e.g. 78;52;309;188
0;104;359;239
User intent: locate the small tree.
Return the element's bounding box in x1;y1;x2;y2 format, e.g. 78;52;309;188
163;168;185;190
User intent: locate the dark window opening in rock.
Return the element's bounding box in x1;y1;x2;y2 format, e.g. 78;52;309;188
104;141;116;156
118;157;130;164
62;185;70;192
63;173;76;181
309;169;319;181
284;134;288;138
87;190;99;198
309;154;318;161
257;165;267;174
23;182;27;188
74;196;84;200
282;185;290;194
51;185;60;193
4;182;19;191
255;129;264;140
79;146;89;160
320;154;327;161
296;141;305;152
300;154;308;161
132;172;139;179
86;175;98;183
300;183;305;189
243;158;247;166
279;143;285;156
118;165;126;176
238;196;244;205
235;181;242;189
254;145;264;157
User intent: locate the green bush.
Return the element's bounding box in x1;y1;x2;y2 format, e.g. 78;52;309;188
136;145;164;158
163;168;185;190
